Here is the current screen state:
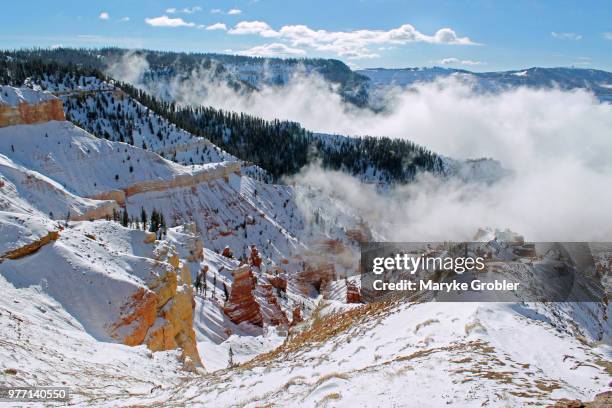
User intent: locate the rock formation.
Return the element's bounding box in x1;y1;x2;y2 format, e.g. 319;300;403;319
1;230;60;260
0;87;65;128
346;281;362;303
110;246;202;369
290;307;303;326
249;245;262;268
223;266;263;327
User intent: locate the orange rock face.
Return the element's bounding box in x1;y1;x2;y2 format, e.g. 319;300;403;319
0;100;65;128
290;307;303;326
296;262;336;296
111;287;158;346
110;251;202;370
223;266;263;327
249;245;262;268
2;230;60;260
346;281;361;303
268;275;287;291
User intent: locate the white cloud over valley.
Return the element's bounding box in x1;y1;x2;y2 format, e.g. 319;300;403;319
107;54;612;241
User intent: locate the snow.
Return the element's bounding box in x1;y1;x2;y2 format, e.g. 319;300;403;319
0;153;116;220
0;85;609;407
0;211;57;255
0;121;231;197
0;220;171;342
0;274;189;406
0;85;56;107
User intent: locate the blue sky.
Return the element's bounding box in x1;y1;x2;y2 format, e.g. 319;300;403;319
1;0;611;71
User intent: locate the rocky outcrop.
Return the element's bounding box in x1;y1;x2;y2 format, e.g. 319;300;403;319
0;99;65;128
268;274;287;291
249;245;262;268
223;266;263;327
89;163;240;209
91;190;126;207
290;307;303;326
69;201;120;221
123;162;241;197
296;262;336;297
1;230;59;260
110;247;202;370
346;281;361;303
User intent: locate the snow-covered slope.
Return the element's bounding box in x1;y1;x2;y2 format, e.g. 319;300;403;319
91;299;611;407
0;82;609;408
0;85;56;107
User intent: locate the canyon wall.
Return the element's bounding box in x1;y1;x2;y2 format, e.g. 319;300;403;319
110;247;202;370
0;99;65;128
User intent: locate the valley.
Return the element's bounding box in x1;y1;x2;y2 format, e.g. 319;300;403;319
0;48;610;407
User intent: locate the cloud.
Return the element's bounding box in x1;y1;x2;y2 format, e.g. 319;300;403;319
166;6;202;14
99;12;109;20
144;15;196;28
239;43;306;57
108;55;612;240
228;8;242;15
228;21;479;59
205;23;227;31
211;9;222;14
439;57;482;66
119;17;130;22
604;32;612;40
551;32;582;40
229;21;280;37
106;51;150;84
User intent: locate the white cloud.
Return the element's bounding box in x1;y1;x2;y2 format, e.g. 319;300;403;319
439;57;482;66
144;15;196;28
167;6;202;14
99;12;109;20
205;23;227;31
229;21;280;37
551;32;582;40
239;43;306;57
106;55;612;241
228;21;479;59
604;32;612;40
211;9;222;14
228;8;242;15
119;17;130;22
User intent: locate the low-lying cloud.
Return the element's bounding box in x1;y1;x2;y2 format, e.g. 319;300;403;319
107;54;612;241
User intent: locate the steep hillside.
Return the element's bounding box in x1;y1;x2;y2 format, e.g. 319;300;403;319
0;82;609;408
2;56;498;184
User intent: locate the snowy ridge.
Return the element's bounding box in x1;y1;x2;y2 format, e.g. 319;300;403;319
0;85;56;107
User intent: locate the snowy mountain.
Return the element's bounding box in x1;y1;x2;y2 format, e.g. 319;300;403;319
0;63;610;407
359;67;612;102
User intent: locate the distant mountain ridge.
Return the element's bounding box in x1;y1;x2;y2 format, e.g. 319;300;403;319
359;66;612;102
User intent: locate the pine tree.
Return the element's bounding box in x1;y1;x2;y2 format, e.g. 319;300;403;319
228;347;234;367
121;209;129;227
140;207;147;230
